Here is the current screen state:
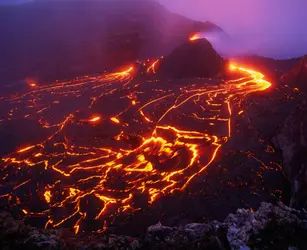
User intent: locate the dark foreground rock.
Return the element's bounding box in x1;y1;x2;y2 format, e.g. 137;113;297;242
0;212;64;250
280;55;307;91
1;202;307;250
273;56;307;208
0;0;225;84
273;101;307;208
157;38;225;79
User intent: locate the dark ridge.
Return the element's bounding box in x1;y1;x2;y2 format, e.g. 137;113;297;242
1;203;306;249
0;0;225;84
157;38;225;79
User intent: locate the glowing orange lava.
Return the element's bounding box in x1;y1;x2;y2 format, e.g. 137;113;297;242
44;190;52;203
25;78;37;87
88;116;101;123
0;61;271;234
146;59;160;74
189;33;201;41
110;117;120;124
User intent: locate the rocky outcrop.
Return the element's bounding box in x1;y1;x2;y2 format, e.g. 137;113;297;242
143;203;307;250
280;55;307;92
225;202;307;250
143;221;227;249
0;212;64;249
272;56;307;208
273;101;307;208
156;38;225;79
1;202;307;249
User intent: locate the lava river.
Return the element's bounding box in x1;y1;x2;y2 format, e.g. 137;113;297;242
0;61;271;234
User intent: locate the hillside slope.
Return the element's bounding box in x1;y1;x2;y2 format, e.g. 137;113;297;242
0;0;225;83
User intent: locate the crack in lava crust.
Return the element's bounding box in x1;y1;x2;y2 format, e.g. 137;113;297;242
0;62;271;234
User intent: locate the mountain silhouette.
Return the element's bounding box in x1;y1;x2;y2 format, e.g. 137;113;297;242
0;0;225;83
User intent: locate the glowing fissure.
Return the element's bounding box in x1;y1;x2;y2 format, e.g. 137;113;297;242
189;33;201;41
0;60;271;233
146;58;161;74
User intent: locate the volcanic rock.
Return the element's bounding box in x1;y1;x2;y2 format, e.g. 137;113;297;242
273;56;307;208
156;38;225;79
1;203;307;249
280;55;307;92
0;212;64;249
273;101;307;208
225;202;307;250
0;0;225;84
0;119;49;157
232;55;300;84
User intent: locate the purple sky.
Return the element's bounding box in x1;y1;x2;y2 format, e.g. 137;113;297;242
1;0;306;58
158;0;307;58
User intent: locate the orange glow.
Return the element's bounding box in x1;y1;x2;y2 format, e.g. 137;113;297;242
18;145;36;153
139;110;152;122
0;59;272;234
74;225;80;234
89;116;101;123
228;63;271;91
44;190;52;203
189;33;201;41
118;66;134;75
110;117;120;124
147;59;160;74
25;78;37;87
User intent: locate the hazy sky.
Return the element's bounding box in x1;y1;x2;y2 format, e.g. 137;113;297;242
1;0;306;58
158;0;307;58
158;0;305;34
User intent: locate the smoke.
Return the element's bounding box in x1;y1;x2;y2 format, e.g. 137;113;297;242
194;30;250;57
4;0;307;59
158;0;307;59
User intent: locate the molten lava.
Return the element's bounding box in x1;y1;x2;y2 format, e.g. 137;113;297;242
25;78;37;87
88;116;101;123
189;33;201;41
0;60;271;234
146;58;161;74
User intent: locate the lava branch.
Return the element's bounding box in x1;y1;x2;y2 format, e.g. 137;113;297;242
0;61;271;234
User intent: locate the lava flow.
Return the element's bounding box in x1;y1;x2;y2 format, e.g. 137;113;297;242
0;61;271;234
189;33;201;41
